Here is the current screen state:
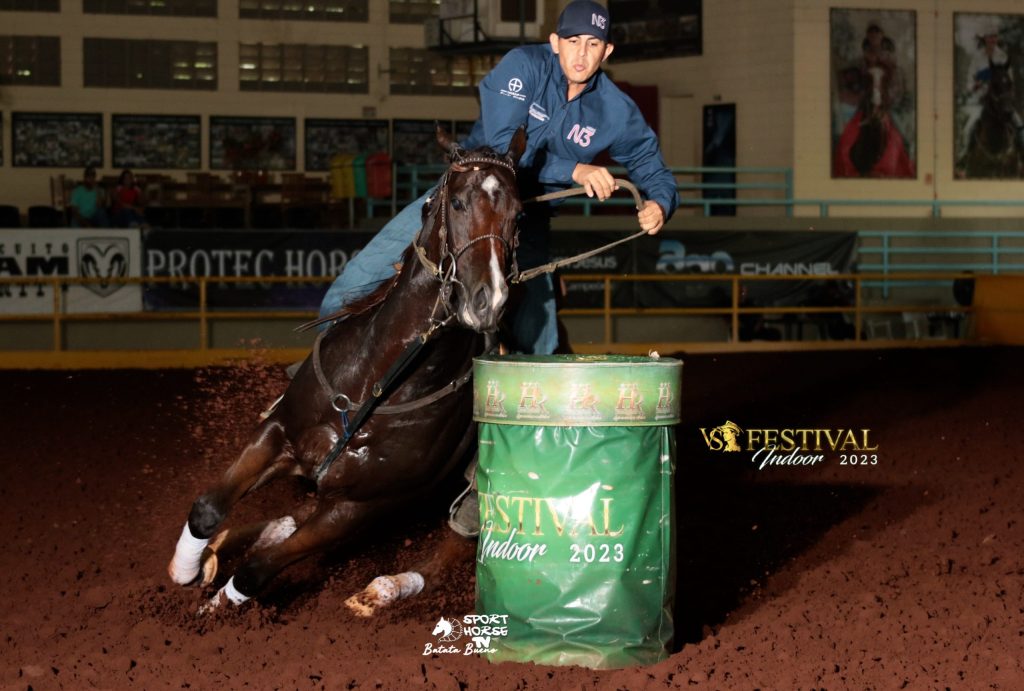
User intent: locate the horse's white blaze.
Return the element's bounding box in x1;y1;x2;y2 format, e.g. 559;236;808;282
488;248;507;312
168;522;209;585
481;174;500;201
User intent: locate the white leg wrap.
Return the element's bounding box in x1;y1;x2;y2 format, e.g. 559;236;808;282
221;576;250;605
169;522;209;585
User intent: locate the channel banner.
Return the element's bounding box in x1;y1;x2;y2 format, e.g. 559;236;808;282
0;228;143;314
142;229;376;309
551;230;858;309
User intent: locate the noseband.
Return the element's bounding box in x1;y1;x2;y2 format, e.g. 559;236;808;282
412;150;519;329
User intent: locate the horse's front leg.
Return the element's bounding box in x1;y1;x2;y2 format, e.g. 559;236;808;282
168;419;296;586
200;497;379;613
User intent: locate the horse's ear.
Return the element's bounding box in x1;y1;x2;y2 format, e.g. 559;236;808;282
506;125;527;166
435;123;457;157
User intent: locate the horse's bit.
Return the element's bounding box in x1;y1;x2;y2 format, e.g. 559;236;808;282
412;148;519;331
312;151;518;483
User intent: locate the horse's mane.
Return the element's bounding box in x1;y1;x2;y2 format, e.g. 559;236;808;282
298;145;516;334
296;255;407;332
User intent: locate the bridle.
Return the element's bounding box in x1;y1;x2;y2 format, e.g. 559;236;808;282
311;149;519;484
412;148;520;334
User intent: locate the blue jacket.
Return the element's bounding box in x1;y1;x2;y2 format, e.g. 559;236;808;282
462;43;680;220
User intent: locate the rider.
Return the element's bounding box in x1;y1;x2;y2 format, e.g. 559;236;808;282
318;0;680;535
957;18;1024;169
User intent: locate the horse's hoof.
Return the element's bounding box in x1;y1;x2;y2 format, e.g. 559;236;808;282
199;550;219;587
197;577;249;615
197;591;228;617
345;572;424;617
197;529;230;587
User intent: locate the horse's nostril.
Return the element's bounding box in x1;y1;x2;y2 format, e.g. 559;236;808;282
473;284;491;313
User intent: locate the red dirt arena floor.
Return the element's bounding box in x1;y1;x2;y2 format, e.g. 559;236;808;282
1;346;1022;690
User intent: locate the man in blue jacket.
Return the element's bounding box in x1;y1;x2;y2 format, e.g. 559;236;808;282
319;0;679;357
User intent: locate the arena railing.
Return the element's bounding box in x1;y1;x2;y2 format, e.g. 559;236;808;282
371;164;794;218
376;164;1024;218
858;230;1024;297
0;271;980;368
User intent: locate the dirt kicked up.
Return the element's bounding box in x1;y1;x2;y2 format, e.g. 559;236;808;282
1;347;1021;689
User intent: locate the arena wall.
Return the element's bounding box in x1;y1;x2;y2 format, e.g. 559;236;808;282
3;2;1024;216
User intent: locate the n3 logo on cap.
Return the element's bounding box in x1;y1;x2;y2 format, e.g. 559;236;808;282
592;13;607;30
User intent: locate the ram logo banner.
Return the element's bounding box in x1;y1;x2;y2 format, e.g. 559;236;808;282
78;237;129;298
0;229;141;314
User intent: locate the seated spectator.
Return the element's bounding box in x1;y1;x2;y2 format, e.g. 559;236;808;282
112;168;147;228
69;166;110;228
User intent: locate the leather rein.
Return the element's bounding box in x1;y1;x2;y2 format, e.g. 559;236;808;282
312;150;517;483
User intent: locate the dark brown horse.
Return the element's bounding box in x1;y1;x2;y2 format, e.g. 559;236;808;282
168;126;526;614
964;59;1024;178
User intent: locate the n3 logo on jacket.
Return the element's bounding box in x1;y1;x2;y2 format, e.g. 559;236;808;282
567;124;597;147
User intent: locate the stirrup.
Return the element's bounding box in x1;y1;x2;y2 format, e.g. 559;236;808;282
448;482;480;538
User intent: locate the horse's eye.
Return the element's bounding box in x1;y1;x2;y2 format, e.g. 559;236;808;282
451;197;465;212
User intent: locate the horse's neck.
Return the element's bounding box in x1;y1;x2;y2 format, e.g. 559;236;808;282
339;246;475;380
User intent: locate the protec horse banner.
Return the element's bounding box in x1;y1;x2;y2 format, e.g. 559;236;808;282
472;354;681;669
142;229;376;309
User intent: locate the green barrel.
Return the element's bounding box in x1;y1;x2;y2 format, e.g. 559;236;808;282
472;354;682;669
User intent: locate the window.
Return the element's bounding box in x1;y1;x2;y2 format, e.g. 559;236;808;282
389;0;437;24
239;43;368;93
389;47;498;96
0;0;59;11
83;0;216;17
239;0;366;22
0;36;60;86
84;38;216;89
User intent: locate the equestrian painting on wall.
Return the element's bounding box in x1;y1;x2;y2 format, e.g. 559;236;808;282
954;13;1024;180
830;8;917;179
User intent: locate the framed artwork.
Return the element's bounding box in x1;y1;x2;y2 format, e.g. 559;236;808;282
209;116;296;171
830;8;917;179
608;0;701;63
12;112;103;168
112;114;201;169
954;12;1024;179
304;119;389;171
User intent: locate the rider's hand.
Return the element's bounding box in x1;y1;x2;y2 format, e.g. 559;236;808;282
572;163;617;201
638;200;665;235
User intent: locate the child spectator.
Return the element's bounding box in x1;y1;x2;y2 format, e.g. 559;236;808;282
112;168;147;228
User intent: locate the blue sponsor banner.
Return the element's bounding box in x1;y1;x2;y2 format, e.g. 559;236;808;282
553;230;857;309
143;229;375;309
141;228;856;311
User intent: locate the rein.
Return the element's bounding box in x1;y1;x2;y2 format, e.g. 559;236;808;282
514;179;648;284
312;150;516;484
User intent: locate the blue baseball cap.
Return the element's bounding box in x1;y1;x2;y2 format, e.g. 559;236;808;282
556;0;610;42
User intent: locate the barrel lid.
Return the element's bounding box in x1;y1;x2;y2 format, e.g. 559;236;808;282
473;354;682;426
